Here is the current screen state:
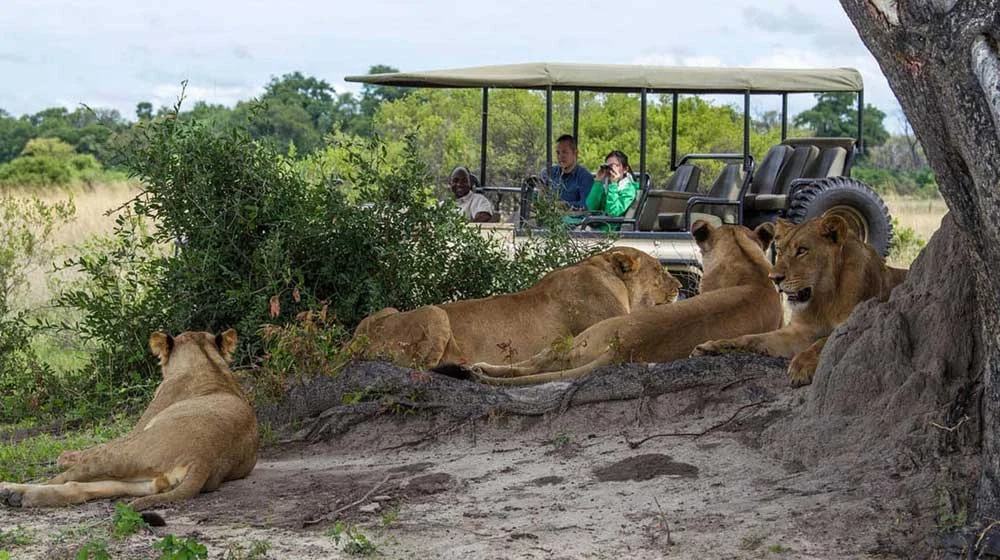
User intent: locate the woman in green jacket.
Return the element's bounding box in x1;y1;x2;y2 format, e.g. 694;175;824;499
585;150;639;230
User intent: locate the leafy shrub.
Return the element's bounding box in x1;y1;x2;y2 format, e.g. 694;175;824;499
852;163;940;199
153;535;208;560
111;502;148;540
888;219;926;267
0;155;73;186
57;102;600;418
0;194;74;421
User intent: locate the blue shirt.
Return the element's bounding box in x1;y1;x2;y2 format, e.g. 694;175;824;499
548;164;594;210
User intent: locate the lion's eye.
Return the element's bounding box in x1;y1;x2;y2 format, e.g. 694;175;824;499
796;247;808;256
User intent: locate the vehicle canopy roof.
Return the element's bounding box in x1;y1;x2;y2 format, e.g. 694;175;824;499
345;62;863;93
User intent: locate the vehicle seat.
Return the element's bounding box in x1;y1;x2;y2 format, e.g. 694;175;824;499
656;163;743;230
749;145;820;212
805;146;847;179
636;164;701;231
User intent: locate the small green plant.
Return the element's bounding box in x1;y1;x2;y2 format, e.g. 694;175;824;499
0;550;10;560
887;220;926;267
258;421;279;447
111;501;148;539
549;433;571;449
224;538;271;560
380;506;400;528
75;539;112;560
0;526;32;546
153;534;208;560
326;521;378;556
768;543;791;553
549;335;574;359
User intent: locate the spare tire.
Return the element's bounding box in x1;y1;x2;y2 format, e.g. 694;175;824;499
786;176;893;256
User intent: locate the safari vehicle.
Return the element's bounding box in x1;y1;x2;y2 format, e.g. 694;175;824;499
346;63;892;292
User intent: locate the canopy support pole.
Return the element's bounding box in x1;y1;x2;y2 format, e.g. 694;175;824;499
480;87;488;186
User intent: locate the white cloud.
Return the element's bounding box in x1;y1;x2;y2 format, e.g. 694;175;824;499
149;83;264;111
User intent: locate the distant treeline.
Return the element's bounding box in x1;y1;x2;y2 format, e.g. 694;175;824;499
0;66;936;197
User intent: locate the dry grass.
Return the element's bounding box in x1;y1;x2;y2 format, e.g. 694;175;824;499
884;194;949;242
884;194;948;268
13;181;142;307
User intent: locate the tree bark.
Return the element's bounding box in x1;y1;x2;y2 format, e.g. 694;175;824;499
841;0;1000;517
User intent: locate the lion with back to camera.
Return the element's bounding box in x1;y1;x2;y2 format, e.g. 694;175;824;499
0;330;258;510
447;221;783;385
351;247;681;368
692;212;908;386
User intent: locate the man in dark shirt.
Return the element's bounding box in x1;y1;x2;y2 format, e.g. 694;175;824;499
547;134;594;210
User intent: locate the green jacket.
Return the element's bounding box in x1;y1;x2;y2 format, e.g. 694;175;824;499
586;175;639;216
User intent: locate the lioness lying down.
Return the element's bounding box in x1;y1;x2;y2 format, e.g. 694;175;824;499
441;221;782;385
351;247;681;368
0;330;258;510
692;213;908;386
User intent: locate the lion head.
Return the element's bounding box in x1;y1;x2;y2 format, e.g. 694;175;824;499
771;213;857;311
692;221;775;294
594;246;682;309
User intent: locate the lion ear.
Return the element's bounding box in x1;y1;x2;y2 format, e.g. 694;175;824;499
691;220;713;248
753;222;775;251
774;218;794;239
215;329;238;361
149;332;174;366
821;214;851;244
608;250;641;276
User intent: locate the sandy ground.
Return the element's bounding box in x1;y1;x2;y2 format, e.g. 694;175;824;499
0;360;906;560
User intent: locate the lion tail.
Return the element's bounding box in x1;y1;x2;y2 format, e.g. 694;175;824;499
127;463;211;512
431;363;473;380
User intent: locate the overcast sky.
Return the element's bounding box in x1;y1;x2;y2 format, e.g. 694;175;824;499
0;0;907;132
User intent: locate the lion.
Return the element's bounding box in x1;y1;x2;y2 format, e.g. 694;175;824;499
350;247;682;368
441;221;783;385
692;213;908;387
0;330;258;510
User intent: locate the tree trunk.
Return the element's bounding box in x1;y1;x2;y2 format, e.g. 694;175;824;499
841;0;1000;519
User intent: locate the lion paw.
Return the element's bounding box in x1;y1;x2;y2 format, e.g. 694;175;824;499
787;354;817;388
691;340;740;357
0;485;24;508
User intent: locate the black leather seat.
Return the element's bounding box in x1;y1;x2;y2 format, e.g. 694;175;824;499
656;163;743;230
749;145;820;211
636;164;701;231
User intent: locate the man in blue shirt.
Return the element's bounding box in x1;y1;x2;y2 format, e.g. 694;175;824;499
547;134;594;210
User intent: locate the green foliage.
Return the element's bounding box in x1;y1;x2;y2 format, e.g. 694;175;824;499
0;526;32;546
0;550;9;560
0;417;130;481
852;162;939;198
224;539;272;560
154;535;209;560
56;209;167;417
326;522;378;556
0;138;116;187
75;540;111;560
377;89;786;190
793;92;889;147
0;194;74;421
54;105;596;416
888;220;927;266
111;502;149;540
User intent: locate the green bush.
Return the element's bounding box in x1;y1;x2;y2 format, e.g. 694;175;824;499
0;194;74;421
0;155;73;186
852;163;940;199
55;103;600;418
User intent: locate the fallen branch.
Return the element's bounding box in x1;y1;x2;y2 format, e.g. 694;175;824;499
626;400;768;449
302;473;393;527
